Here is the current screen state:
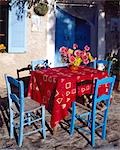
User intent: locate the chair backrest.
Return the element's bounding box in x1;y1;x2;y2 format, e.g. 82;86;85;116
31;59;48;71
5;75;24;113
93;60;112;75
92;75;116;111
17;65;31;79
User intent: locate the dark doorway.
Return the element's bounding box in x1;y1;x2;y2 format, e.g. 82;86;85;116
75;19;90;50
0;3;8;52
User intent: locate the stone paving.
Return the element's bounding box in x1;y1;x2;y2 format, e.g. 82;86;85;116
0;87;120;150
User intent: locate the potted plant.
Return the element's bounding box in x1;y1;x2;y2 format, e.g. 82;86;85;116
0;44;6;53
105;50;120;90
34;2;48;16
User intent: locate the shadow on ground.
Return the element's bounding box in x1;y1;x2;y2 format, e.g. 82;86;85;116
0;85;120;149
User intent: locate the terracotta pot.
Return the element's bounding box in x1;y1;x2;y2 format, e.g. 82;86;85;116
69;65;79;71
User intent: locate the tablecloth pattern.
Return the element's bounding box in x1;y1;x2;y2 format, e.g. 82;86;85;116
28;66;108;128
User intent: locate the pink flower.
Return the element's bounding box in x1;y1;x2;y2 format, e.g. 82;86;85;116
84;45;90;51
73;43;78;50
81;51;89;61
59;44;94;66
82;55;88;60
82;51;87;56
69;55;75;63
68;53;72;58
59;46;68;55
83;59;89;65
74;50;82;57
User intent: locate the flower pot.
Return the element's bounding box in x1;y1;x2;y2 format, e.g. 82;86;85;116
69;65;79;71
34;2;48;16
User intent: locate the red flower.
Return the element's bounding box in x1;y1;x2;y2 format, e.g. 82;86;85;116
59;44;94;66
69;55;75;63
82;55;88;60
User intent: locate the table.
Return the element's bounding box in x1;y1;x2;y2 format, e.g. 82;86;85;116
28;66;108;128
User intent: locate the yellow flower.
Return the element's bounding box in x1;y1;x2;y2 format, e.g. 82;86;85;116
0;44;6;50
74;57;82;66
88;52;94;61
59;44;95;66
0;44;6;53
68;49;73;54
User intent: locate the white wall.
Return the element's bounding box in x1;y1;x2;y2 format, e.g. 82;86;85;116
46;3;56;67
0;12;48;89
97;3;106;59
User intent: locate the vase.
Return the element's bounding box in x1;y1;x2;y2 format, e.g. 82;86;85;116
69;65;79;71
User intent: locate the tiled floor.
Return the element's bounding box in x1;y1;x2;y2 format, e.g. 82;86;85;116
0;88;120;150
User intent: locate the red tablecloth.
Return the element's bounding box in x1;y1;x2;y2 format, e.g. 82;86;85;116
28;66;108;128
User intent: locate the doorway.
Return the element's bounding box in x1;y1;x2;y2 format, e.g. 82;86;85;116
55;6;91;66
0;3;8;52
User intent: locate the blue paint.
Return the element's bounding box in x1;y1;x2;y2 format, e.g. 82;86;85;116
55;6;75;67
93;60;112;75
55;6;91;66
75;19;90;49
8;2;27;53
70;76;116;147
5;75;46;147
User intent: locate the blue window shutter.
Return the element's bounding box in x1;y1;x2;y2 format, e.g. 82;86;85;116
8;4;27;53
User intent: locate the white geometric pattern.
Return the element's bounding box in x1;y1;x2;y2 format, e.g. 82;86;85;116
56;98;63;104
65;82;71;89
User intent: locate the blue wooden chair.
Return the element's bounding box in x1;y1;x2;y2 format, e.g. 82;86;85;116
70;76;116;147
31;59;49;71
93;60;112;75
5;75;46;147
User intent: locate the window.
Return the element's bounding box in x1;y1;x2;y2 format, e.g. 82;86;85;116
0;0;26;53
0;1;8;52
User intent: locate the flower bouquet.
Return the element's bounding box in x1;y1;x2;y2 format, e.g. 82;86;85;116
59;44;95;70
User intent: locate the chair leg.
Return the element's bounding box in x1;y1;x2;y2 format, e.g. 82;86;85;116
28;112;31;125
102;108;108;140
91;128;95;147
10;110;14;138
18;115;24;147
91;110;96;147
41;106;46;139
88;113;91;127
70;102;76;136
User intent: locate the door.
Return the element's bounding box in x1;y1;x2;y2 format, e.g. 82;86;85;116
75;18;90;50
55;6;75;66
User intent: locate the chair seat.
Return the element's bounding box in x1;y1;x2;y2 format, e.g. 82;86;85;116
24;97;41;112
11;97;41;113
